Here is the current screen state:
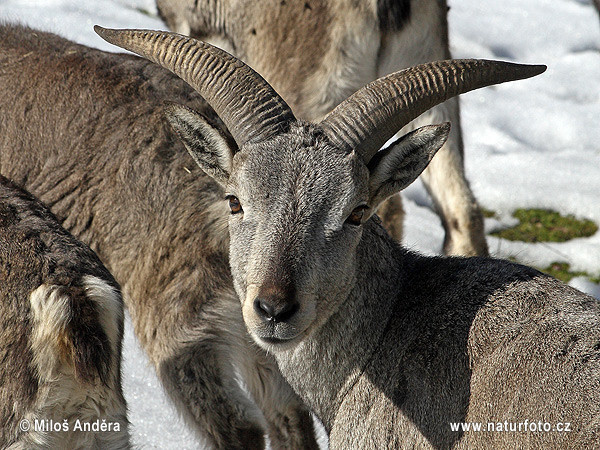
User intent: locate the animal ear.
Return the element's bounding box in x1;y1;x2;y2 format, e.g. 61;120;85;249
367;123;450;208
164;103;236;186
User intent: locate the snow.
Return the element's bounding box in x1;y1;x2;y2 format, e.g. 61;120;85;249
403;0;600;291
1;0;599;448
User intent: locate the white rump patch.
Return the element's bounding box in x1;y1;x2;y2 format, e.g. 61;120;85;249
29;277;123;378
26;279;129;448
29;284;72;380
82;275;124;355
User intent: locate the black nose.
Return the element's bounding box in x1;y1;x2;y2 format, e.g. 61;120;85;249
254;297;299;323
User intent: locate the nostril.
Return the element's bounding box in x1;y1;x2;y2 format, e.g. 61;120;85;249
275;302;299;323
253;298;299;323
254;297;276;320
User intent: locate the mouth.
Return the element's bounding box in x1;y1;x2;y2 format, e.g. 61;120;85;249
260;336;293;345
253;329;305;350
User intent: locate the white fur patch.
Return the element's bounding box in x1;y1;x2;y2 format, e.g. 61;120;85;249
29;284;71;380
25;281;130;449
82;275;123;356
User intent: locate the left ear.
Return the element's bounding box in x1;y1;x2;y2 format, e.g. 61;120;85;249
367;123;451;208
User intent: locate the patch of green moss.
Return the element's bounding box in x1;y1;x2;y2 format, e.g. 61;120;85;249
481;208;497;219
136;7;154;16
492;208;598;243
539;262;589;283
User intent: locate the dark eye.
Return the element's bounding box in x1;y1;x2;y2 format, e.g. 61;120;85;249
346;205;368;226
226;195;243;214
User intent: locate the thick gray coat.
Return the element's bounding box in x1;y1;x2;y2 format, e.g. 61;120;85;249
207;121;600;448
91;27;600;449
278;229;600;448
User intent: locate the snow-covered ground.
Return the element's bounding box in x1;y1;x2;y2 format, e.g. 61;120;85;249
1;0;599;448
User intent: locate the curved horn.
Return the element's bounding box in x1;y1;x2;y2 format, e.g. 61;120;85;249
320;59;546;163
94;26;295;147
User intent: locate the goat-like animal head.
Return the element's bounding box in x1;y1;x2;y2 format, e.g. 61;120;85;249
95;26;545;350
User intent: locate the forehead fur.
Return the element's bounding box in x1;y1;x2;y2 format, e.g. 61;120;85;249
229;122;367;208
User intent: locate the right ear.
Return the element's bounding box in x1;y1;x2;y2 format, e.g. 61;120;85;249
165;103;236;186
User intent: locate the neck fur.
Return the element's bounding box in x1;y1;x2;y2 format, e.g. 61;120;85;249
273;217;405;431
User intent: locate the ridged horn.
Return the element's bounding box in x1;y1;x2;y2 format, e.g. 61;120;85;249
320;59;546;163
94;26;295;147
